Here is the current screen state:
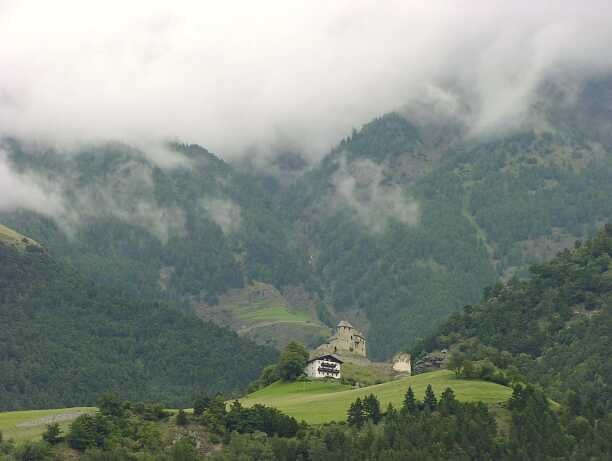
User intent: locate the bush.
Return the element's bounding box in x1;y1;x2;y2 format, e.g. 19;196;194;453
170;438;200;461
176;409;189;426
14;441;51;461
458;359;510;385
66;414;112;451
96;393;125;418
41;423;62;445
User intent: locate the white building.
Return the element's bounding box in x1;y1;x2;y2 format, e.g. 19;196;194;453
304;354;343;379
392;353;412;374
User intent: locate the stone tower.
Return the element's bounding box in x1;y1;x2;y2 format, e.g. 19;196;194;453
314;320;367;357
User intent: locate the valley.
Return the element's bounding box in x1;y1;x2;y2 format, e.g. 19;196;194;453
2;3;612;459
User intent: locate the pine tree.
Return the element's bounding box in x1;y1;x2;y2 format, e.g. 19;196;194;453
42;423;62;445
193;395;211;416
403;386;417;413
363;394;382;424
508;384;526;411
347;397;365;428
385;403;397;420
439;387;457;416
423;384;437;412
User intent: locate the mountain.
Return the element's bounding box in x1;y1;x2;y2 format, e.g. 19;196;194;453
3;78;612;361
0;225;276;411
0;141;325;350
280;79;612;358
417;225;612;416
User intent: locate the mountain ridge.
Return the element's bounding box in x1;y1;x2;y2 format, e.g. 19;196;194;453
0;224;277;411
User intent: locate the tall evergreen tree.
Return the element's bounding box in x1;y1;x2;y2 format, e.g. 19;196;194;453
438;388;457;416
363;394;382;424
423;384;437;412
403;386;417;413
347;398;365;428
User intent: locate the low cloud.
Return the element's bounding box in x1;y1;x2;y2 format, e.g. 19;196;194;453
0;152;186;243
0;151;65;216
0;1;611;161
332;156;419;233
201;198;242;235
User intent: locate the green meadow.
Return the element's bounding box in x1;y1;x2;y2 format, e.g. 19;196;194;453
0;371;513;440
0;224;38;250
0;407;94;441
240;370;512;424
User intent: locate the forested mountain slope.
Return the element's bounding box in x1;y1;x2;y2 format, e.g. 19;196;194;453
0;141;311;302
3;79;612;361
284;80;612;358
0;227;277;411
418;225;612;416
0;141;322;348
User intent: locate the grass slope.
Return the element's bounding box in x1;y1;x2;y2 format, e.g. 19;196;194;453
240;370;512;424
0;407;94;441
0;224;38;250
199;282;330;349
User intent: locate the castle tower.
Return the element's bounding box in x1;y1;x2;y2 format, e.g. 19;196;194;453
312;320;367;358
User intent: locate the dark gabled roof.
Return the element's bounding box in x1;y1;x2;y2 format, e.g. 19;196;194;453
307;354;344;364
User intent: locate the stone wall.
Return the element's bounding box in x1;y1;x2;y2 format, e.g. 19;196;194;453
313;321;367;358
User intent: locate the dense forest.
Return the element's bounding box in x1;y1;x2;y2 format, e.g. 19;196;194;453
3;79;612;359
0;234;277;411
0;141;310;304
282;103;612;357
417;225;612;417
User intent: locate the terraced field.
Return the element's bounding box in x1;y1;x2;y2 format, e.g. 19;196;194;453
197;281;331;349
240;370;512;424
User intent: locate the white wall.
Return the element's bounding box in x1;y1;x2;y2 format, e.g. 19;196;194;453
305;359;341;379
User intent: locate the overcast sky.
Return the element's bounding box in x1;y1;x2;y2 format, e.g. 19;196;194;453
1;0;611;160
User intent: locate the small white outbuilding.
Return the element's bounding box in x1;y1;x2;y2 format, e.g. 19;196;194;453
392;352;412;374
304;354;343;379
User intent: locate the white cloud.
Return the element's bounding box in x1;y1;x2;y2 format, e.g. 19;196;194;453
332;156;419;233
0;150;65;216
0;1;610;160
0;151;185;242
201;198;242;235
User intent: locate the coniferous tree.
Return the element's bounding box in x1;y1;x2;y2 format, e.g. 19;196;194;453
508;384;526;411
347;398;365;428
193;395;212;416
385;403;397;420
403;386;417;413
42;423;62;445
423;384;437;412
438;388;457;416
363;394;382;424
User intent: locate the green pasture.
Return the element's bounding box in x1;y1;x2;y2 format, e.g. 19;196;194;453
240;370;512;424
0;407;94;441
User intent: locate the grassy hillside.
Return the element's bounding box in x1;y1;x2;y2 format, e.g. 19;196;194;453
240;370;512;424
197;282;330;349
0;223;39;250
0;407;94;441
